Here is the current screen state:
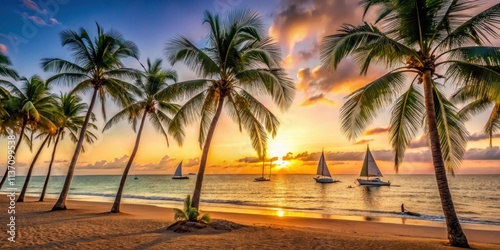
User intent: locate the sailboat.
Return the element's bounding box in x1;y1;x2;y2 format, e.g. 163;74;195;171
172;161;189;180
254;159;271;181
357;145;390;186
313;150;338;183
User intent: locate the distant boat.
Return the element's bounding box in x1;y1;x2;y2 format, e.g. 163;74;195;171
188;173;196;175
254;159;271;182
172;161;189;180
134;174;138;180
357;145;390;186
313;150;339;183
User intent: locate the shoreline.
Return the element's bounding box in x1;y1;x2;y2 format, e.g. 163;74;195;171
16;192;500;231
2;195;500;248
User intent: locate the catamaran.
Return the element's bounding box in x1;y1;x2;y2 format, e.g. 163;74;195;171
255;160;271;181
172;161;189;179
357;145;390;186
313;150;339;183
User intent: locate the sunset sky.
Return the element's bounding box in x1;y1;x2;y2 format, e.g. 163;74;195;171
1;0;499;176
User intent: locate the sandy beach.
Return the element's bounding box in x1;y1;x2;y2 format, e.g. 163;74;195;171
0;196;499;249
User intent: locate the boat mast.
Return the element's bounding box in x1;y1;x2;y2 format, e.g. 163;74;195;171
261;159;265;178
269;160;272;180
321;148;324;176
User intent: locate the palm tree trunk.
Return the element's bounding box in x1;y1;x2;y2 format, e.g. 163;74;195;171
52;87;98;211
192;97;225;210
111;110;148;213
39;131;61;202
17;134;50;202
422;70;469;248
0;120;27;189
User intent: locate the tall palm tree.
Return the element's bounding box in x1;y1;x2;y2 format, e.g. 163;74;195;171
166;9;295;209
103;58;179;213
42;23;140;210
39;93;97;202
0;76;56;189
452;85;500;147
321;1;500;247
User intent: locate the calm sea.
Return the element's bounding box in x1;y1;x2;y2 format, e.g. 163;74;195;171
6;174;500;225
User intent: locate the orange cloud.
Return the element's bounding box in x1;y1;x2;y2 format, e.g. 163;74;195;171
353;139;373;145
300;93;337;107
363;127;389;135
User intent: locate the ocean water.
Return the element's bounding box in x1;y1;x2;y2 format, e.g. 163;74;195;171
5;174;500;225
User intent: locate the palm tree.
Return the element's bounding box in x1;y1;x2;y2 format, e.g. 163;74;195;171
165;9;295;209
39;93;98;202
42;23;140;210
0;52;18;79
103;58;179;213
0;52;19;118
452;85;500;147
0;76;56;189
321;1;500;247
17;130;57;202
173;195;211;224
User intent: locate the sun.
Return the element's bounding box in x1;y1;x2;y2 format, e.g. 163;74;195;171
269;141;290;158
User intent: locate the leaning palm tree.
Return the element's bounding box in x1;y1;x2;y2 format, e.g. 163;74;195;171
17;127;58;202
39;93;98;202
321;1;500;247
103;58;179;213
0;75;56;189
452;85;500;147
42;23;140;210
166;9;295;209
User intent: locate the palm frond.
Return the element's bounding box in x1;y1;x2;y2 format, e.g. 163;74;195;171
340;71;407;140
431;84;468;175
389;84;425;171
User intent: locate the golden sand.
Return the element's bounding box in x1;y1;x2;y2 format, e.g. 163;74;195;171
1;196;499;249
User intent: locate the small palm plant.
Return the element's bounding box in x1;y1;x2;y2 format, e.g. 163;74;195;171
173;195;211;224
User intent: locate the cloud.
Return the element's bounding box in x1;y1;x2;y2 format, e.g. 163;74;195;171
271;0;364;68
43;159;68;164
21;13;60;27
23;0;48;14
363;127;389;135
354;139;374;145
270;0;361;50
468;133;500;142
301;93;337;106
409;133;500;149
297;62;364;94
464;146;500;160
409;135;428;148
0;44;7;54
183;157;200;168
79;155;130;169
237;156;261;163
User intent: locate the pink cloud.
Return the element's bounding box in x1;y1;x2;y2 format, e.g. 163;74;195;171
23;0;47;14
0;44;7;54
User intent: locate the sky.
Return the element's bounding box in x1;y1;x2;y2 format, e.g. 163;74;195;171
1;0;499;176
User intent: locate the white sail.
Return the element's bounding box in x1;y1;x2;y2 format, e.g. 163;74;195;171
360;146;383;177
173;161;183;177
316;151;331;177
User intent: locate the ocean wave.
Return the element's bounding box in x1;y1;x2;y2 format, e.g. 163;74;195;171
343;208;500;226
47;191;324;211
